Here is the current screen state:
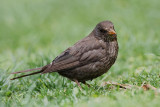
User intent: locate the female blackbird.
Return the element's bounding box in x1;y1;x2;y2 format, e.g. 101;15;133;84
11;20;118;89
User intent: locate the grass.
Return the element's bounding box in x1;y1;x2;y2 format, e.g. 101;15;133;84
0;0;160;106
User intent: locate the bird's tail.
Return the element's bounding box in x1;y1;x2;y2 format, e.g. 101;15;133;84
10;70;42;80
10;65;49;80
10;67;42;74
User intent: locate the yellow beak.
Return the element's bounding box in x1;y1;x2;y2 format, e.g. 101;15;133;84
108;30;116;35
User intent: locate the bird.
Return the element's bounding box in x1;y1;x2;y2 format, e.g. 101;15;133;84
11;20;119;90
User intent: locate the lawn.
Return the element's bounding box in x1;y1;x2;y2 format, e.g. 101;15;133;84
0;0;160;107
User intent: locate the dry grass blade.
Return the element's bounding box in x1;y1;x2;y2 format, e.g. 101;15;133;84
102;81;160;94
101;81;134;89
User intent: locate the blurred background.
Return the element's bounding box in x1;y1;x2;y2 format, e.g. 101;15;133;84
0;0;160;106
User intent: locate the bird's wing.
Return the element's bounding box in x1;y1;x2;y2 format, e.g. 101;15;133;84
41;49;79;74
42;36;106;73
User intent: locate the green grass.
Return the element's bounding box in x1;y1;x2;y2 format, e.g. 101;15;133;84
0;0;160;106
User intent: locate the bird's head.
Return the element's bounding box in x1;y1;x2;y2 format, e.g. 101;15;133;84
94;20;117;41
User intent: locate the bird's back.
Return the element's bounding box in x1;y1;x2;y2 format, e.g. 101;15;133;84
57;34;118;82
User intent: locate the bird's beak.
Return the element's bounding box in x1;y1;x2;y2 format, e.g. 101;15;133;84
108;29;116;35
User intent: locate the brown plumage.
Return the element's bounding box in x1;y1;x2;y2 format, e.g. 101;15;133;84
11;20;118;89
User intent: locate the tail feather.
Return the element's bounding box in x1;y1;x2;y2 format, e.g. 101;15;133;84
10;70;42;80
10;67;43;74
10;64;51;80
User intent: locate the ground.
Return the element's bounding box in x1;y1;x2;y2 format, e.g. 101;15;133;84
0;0;160;107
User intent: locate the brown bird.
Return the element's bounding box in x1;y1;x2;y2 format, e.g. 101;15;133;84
11;20;118;90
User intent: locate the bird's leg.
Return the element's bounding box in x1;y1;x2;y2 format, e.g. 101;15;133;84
82;81;90;87
74;79;82;90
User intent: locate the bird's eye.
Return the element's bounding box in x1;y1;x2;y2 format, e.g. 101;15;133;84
100;29;107;33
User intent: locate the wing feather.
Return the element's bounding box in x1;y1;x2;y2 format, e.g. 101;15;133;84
42;36;106;73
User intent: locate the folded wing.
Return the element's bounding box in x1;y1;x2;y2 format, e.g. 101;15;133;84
42;36;106;73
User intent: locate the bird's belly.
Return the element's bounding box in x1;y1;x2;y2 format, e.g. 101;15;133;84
58;60;113;82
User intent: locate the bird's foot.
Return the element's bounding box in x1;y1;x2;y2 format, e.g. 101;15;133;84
74;79;82;91
82;81;90;87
